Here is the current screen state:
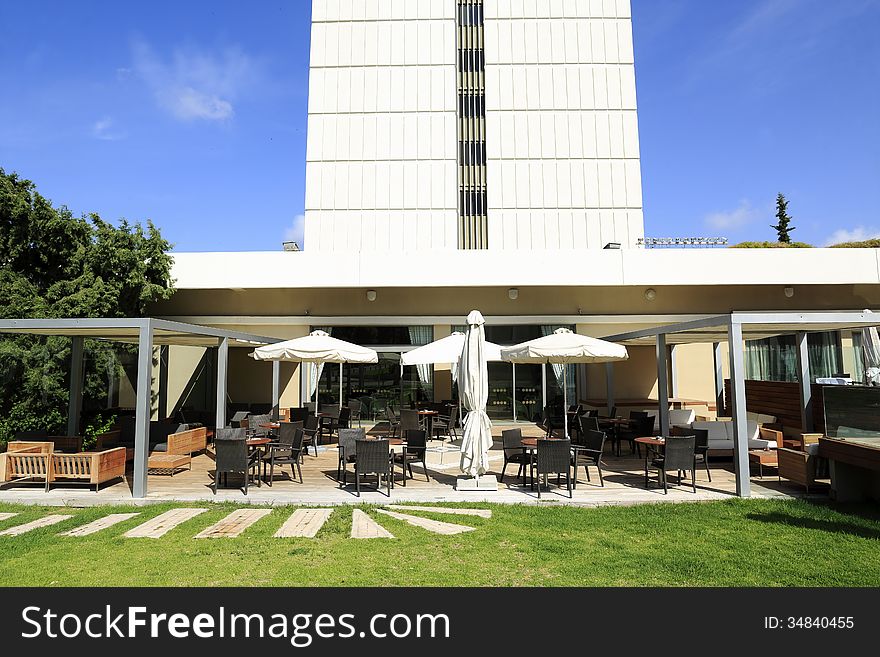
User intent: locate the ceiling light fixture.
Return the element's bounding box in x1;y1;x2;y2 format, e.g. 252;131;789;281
366;290;377;302
508;288;519;300
644;288;657;301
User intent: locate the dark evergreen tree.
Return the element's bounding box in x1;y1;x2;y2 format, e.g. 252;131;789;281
772;193;795;243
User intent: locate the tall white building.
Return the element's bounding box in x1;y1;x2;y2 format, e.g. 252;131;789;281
304;0;643;251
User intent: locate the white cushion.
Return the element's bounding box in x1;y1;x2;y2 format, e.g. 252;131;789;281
647;408;697;432
696;420;773;450
746;411;777;425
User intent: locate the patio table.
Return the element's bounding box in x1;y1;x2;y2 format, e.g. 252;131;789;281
520;437;566;489
634;436;665;483
417;409;439;435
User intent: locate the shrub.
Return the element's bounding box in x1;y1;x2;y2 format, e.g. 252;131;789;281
730;241;813;248
828;239;880;248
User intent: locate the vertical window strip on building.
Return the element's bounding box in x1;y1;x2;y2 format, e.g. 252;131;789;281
456;0;488;249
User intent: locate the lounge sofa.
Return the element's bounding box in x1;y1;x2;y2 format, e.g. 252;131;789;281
690;420;777;452
95;420;207;461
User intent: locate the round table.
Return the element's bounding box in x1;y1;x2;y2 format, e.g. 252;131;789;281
417;409;439;436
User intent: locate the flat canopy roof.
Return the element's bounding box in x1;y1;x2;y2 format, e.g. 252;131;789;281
603;311;880;346
0;318;280;348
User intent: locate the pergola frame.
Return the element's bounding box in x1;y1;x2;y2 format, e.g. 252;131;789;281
603;311;880;498
0;318;282;498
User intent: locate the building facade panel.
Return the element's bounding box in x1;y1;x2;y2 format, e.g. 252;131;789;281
306;0;642;251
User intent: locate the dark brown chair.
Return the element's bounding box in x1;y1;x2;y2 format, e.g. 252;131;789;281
354;438;393;497
572;429;606;487
213;428;260;495
499;428;532;484
394;429;428;485
262;424;304;485
646;435;696;494
533;438;572;498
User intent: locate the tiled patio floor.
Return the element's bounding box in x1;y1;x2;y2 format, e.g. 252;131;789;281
0;423;814;507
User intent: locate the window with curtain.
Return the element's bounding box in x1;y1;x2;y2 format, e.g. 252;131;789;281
744;331;842;382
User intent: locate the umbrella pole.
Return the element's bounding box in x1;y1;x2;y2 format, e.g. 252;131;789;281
563;364;568;438
339;362;343;411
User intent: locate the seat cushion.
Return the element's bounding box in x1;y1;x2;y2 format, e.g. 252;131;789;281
152;442;167;453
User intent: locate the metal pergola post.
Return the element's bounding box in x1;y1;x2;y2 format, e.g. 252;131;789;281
669;344;679;400
132;320;153;499
656;334;670;437
158;345;169;420
66;336;84;437
713;341;724;415
727;320;751;498
796;331;813;432
216;337;229;430
605;362;615;415
272;360;281;420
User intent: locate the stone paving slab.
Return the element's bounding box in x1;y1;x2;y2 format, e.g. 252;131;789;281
60;513;140;537
0;514;73;536
351;509;394;539
274;508;333;538
0;513;18;522
195;508;272;539
386;505;491;518
124;508;208;538
375;508;475;535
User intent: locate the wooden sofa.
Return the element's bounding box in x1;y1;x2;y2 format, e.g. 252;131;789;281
96;426;207;461
1;447;126;492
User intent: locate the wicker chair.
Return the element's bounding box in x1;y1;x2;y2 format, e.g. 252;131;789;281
354;438;393;497
262;424;304;485
671;426;711;482
572;429;606;487
328;406;350;439
431;405;459;442
646;435;696;494
384;406;400;437
213;428;260;495
248;413;271;439
617;415;655;457
394;429;428;485
302;415;321;457
347;399;362;427
337;427;365;486
288;407;309;424
398;409;420;435
499;428;532;484
533;438;572;498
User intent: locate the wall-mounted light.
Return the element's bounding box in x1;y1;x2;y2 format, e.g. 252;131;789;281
644;288;657;302
604;242;622;250
508;288;519;300
784;286;795;298
366;290;377;302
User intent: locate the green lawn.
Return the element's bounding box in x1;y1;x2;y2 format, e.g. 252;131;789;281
1;499;879;586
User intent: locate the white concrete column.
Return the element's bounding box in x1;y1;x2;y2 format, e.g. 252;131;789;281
656;334;670;437
132;321;154;499
728;320;751;498
216;337;229;430
796;331;813;432
713;341;724;415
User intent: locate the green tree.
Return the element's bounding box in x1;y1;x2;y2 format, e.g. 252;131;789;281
771;193;796;243
0;168;175;444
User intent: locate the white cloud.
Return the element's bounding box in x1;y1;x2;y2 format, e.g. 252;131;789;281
704;200;759;231
283;214;305;248
824;226;880;246
91;117;125;141
131;39;257;122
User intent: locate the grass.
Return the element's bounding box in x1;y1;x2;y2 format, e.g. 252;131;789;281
1;499;879;586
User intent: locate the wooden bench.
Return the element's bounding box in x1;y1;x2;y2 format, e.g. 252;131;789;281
2;452;52;490
147;453;192;476
49;448;127;492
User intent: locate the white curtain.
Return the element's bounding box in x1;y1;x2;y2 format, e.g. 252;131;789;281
407;326;433;384
308;327;332;399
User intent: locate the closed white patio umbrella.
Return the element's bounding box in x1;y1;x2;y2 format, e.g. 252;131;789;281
251;330;378;410
457;311;494;480
502;328;628;437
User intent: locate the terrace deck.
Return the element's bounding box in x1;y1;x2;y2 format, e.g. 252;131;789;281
0;423;810;507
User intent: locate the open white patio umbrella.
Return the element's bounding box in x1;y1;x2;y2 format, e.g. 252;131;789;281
456;311;493;478
251;330;378;411
502;328;629;437
861;309;880;385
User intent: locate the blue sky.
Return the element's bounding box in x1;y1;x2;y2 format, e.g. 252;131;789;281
1;0;878;251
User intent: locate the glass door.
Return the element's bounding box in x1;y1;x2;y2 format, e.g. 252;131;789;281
514;363;542;423
487;362;513;420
